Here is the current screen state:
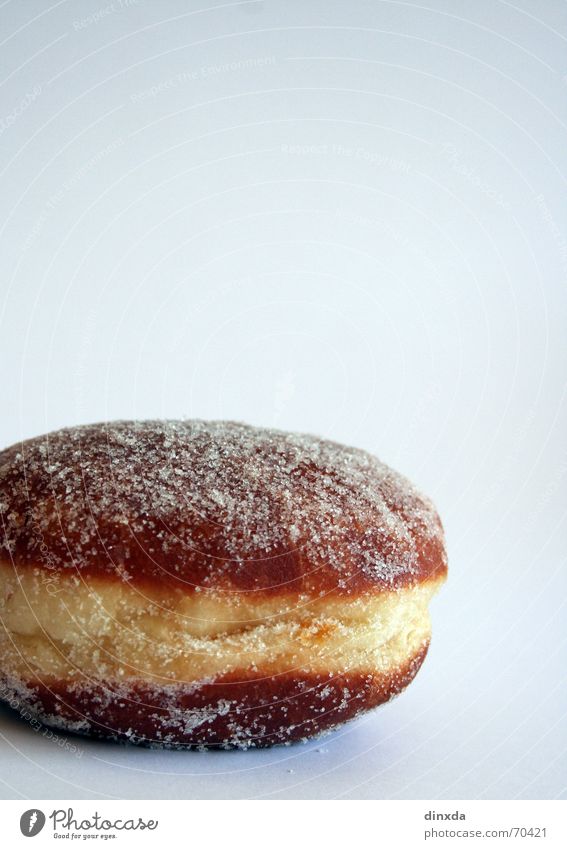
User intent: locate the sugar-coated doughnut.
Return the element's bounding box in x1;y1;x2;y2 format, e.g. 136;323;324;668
0;421;447;749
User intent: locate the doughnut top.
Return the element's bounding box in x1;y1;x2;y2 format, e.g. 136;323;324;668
0;420;447;595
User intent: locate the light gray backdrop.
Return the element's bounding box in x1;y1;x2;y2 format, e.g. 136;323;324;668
0;0;566;800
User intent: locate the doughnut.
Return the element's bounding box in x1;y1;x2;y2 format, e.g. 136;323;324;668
0;420;447;749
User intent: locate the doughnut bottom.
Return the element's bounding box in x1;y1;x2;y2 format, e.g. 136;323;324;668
0;644;428;749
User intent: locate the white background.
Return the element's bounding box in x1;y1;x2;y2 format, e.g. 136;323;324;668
0;0;566;800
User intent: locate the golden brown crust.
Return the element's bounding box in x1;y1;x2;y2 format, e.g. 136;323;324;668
0;420;447;595
0;644;429;748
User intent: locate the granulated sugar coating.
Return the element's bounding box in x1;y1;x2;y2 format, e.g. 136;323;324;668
0;420;446;595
